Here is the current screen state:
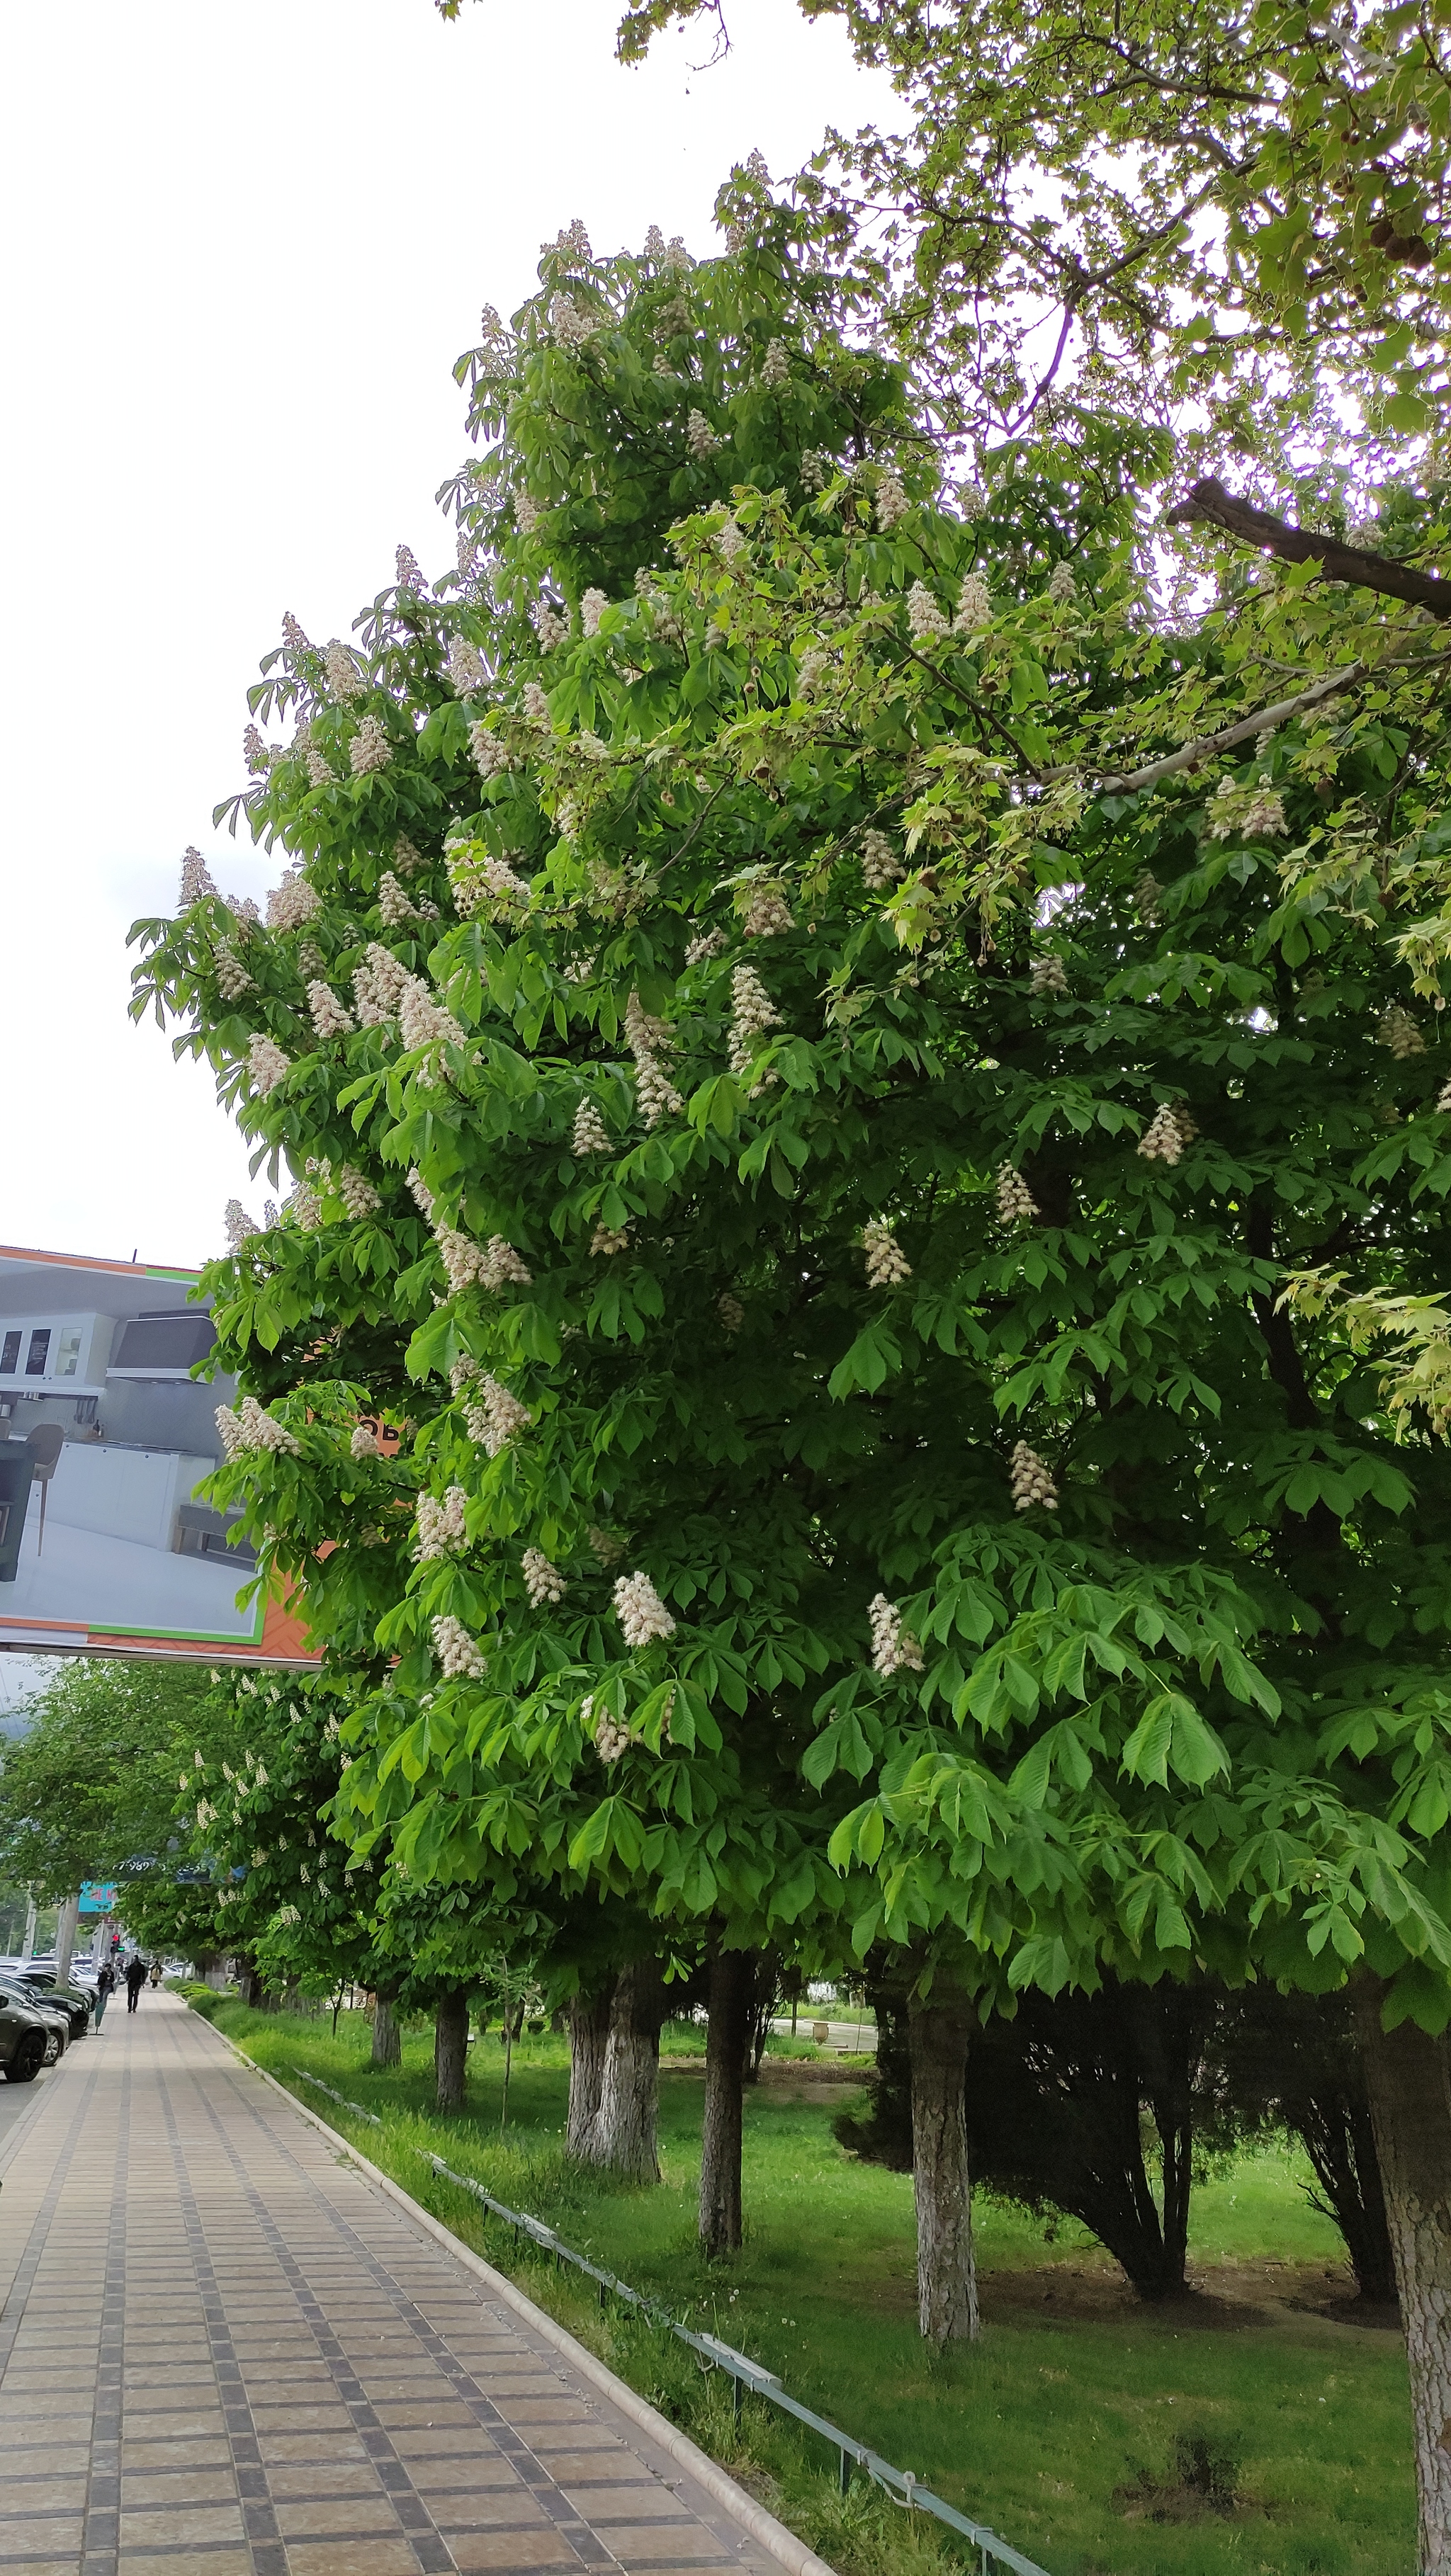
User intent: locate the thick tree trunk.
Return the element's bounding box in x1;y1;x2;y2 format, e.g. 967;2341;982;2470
565;1985;614;2161
53;1894;79;1989
909;1982;979;2344
434;1991;470;2113
1356;1980;1451;2569
593;1958;666;2180
700;1948;751;2257
371;1994;401;2069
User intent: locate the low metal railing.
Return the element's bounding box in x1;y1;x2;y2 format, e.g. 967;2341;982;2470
288;2066;1051;2576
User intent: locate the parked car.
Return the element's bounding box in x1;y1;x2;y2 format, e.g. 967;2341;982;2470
11;1975;92;2040
0;1990;51;2083
0;1980;69;2062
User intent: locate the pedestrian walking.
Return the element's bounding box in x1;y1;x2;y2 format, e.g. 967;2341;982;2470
124;1956;148;2015
93;1961;115;2029
149;1961;162;1989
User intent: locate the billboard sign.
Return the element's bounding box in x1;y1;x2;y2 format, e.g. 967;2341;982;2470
79;1881;117;1914
0;1245;318;1668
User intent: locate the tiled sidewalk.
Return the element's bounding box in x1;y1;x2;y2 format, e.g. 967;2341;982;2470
0;1996;778;2576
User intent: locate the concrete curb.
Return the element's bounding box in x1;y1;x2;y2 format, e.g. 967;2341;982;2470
200;2012;839;2576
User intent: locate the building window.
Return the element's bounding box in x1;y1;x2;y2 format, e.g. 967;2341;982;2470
54;1328;83;1378
0;1332;18;1375
24;1330;51;1378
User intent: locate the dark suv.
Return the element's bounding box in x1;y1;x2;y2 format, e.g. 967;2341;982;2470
0;1990;50;2084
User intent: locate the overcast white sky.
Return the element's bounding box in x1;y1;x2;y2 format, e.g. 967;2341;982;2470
1;0;894;1278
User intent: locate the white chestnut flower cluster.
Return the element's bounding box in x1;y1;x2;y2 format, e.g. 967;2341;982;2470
225;1199;260;1248
907;581;949;640
1138;1101;1187;1165
247;1034;290;1094
350;716;393;776
686;926;728;966
743;883;794;938
796;649;831;698
451;1358;532;1456
1379;1005;1426;1060
869;1593;924;1677
393;833;427;877
581;587;611;637
1046;561;1078;603
214;943;255;1001
449;846;530;919
522;1548;568;1607
446;635;487;696
1009;1442;1058;1511
626;989;684;1127
469;721;512;781
572;1097;612;1155
728;963;783;1089
434;1223;533;1297
323;642;367;702
376;871;424;927
800;448;832;492
266;869;322;931
414;1486;470;1562
215;1396;301;1460
588;1525;628;1568
305;742;337;789
591;1223;631;1256
533;598;570;649
285;1178;322;1230
1207;774;1289;841
395;543;427;594
398;975;465;1060
1029;955;1068;997
407;1167;435;1219
995;1165;1039;1226
862;830;903;891
718;1291;745;1334
614;1570;675;1647
862;1220;912;1288
523;679;553;727
307;980;355;1040
875;473;908;531
179;846;218;906
548;290;597;349
329;1164;381;1219
352;943;410;1026
1134;870;1163;926
431;1613;487;1680
244;723;272;775
955;574;992;632
760;338;791;388
687;410;720;459
588;1697;638;1766
349;1424;380;1460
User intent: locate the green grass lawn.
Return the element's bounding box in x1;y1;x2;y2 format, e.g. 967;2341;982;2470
191;1999;1413;2576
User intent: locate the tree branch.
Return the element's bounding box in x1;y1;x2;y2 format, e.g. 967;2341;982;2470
1166;477;1451;620
1086;665;1366;795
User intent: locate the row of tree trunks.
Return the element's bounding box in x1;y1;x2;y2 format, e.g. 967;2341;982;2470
560;1943;982;2345
434;1989;470;2111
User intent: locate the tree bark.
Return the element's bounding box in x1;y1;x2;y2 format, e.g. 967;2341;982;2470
371;1993;401;2069
592;1958;666;2180
909;1982;979;2344
1355;1979;1451;2569
700;1948;752;2256
1166;475;1451;620
565;1985;614;2161
434;1991;470;2113
53;1893;79;1989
